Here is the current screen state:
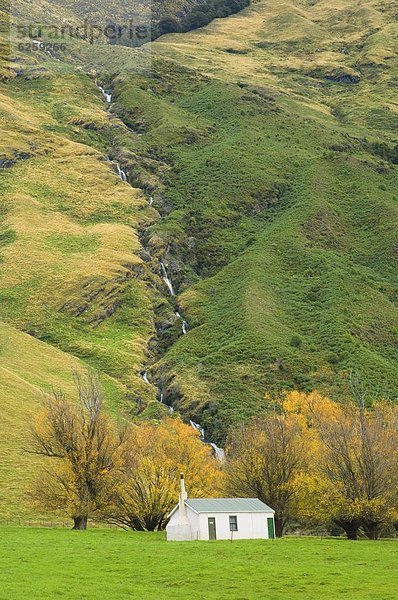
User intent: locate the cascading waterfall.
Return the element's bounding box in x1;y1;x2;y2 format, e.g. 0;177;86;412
103;156;126;183
160;392;174;414
116;163;127;182
142;371;174;412
97;83;211;440
95;80;112;103
190;421;225;461
143;264;219;448
141;370;150;385
210;443;226;461
175;311;188;335
97;84;171;416
189;420;205;440
160;261;175;296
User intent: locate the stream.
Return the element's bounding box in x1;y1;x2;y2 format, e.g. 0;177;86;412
95;80;112;103
116;163;127;182
190;421;225;460
141;370;150;385
98;83;223;460
175;311;188;335
160;261;175;296
160;392;174;414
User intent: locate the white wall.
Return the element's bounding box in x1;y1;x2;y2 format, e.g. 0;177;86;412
166;506;199;540
197;511;273;540
167;507;275;541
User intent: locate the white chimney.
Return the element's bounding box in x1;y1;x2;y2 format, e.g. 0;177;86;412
178;473;189;524
166;473;192;540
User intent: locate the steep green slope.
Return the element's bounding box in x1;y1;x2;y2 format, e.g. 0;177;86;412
100;0;398;441
1;0;397;454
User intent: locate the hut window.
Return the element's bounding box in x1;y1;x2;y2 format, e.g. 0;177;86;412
229;515;238;531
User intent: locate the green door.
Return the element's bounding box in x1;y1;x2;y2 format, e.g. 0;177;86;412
208;517;217;540
267;517;275;539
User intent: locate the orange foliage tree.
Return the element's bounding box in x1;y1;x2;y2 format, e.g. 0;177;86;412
105;417;223;531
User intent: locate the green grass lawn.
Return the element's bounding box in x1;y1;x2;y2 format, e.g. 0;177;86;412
1;528;397;600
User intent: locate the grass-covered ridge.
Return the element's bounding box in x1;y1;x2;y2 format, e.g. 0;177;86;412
102;0;398;441
1;528;398;599
0;0;397;500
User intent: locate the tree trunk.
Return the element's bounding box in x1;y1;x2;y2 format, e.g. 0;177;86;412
362;521;380;540
335;519;360;540
346;528;358;540
72;516;88;530
274;517;284;538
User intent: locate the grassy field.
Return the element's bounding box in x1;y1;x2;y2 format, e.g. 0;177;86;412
0;528;397;599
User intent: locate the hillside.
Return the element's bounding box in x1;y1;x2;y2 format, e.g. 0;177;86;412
0;40;175;520
0;53;169;405
0;322;126;520
0;0;397;516
110;0;398;441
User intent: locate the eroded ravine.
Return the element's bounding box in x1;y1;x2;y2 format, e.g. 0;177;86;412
96;80;223;457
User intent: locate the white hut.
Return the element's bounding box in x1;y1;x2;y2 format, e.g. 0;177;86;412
166;474;275;541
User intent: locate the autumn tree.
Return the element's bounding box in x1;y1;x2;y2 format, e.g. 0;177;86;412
29;371;126;529
316;400;398;539
286;391;398;540
106;417;222;531
225;408;306;536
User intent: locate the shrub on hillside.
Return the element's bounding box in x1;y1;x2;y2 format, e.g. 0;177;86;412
181;0;249;33
158;17;182;35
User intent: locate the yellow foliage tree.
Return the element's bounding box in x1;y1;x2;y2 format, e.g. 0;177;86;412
225;390;398;539
107;417;223;530
225;407;307;537
29;372;126;529
286;392;398;539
